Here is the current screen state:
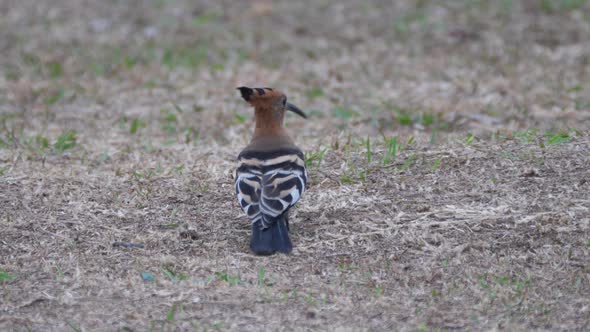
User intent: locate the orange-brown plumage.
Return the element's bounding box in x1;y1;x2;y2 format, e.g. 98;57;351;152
237;86;306;150
252;102;287;139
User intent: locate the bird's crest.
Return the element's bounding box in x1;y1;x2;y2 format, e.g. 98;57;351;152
237;86;283;103
236;86;307;118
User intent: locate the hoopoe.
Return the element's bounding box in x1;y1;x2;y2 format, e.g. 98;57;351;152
235;86;307;255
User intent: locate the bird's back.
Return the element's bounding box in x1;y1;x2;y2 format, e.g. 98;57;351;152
235;141;307;228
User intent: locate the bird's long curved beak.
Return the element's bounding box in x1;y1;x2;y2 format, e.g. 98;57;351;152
286;102;307;119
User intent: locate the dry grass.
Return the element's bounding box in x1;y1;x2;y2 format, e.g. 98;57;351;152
1;0;589;331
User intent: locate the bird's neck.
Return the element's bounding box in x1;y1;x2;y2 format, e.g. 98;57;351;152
253;108;285;139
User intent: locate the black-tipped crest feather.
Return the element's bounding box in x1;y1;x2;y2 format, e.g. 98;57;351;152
237;86;254;101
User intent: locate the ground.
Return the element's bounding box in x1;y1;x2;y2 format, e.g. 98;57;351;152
1;0;589;331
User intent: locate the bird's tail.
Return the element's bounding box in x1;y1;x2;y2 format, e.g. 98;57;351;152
250;217;292;255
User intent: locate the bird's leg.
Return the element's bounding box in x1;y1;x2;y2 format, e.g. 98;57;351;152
285;213;290;232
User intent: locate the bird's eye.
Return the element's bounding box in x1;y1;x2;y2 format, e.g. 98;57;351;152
283;97;287;106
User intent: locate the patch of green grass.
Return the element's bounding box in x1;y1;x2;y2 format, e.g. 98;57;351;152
491;131;507;142
544;131;571;145
183;127;199;144
331;106;359;120
166;302;179;322
385;104;440;128
541;0;588;12
132;165;165;181
215;272;243;286
337;262;358;272
53;264;65;280
357;168;367;182
303;293;317;306
374;285;384;297
382;136;400;165
479;273;490;289
567;84;584;92
420;112;436;126
305;147;328;169
210;321;225;330
129;118;146;135
394;108;413;126
339;170;356;184
162;222;179;229
305;87;324;99
477;273;532;307
233;112;247;124
192;12;222;26
4;65;21;80
4;132;52;155
257;266;273;286
495;275;510;286
431;158;441;172
53;130;77;154
123;55;138;69
161;47;209;69
36;135;50;150
133;170;146;180
21;52;42;72
574;99;590;110
490;176;498;185
161;108;179;134
44;88;65;105
0;269;15;283
417;322;432;332
499;0;515;18
514;129;538;143
257;267;266;286
429;127;438;144
190;320;225;331
89;62;106;76
431;288;439;298
393;11;427;37
162;267;188;282
365;136;372;164
65;320;82;332
174;164;185;174
46;61;64;78
192;104;204;113
465;133;475;145
163;110;178;123
400;153;416;171
501;151;521;161
173;103;185;114
212;63;225;71
574;275;583;289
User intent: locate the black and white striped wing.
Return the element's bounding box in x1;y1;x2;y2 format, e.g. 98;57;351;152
235;170;262;223
259;167;305;227
235;149;306;228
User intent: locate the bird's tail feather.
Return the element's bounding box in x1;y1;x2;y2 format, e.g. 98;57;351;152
250;217;292;255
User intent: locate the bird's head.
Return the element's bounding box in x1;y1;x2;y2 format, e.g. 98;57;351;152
237;86;307;119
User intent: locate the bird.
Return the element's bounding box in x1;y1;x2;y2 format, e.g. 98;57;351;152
234;86;307;255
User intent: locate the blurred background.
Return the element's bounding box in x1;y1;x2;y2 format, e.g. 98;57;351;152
1;0;589;151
